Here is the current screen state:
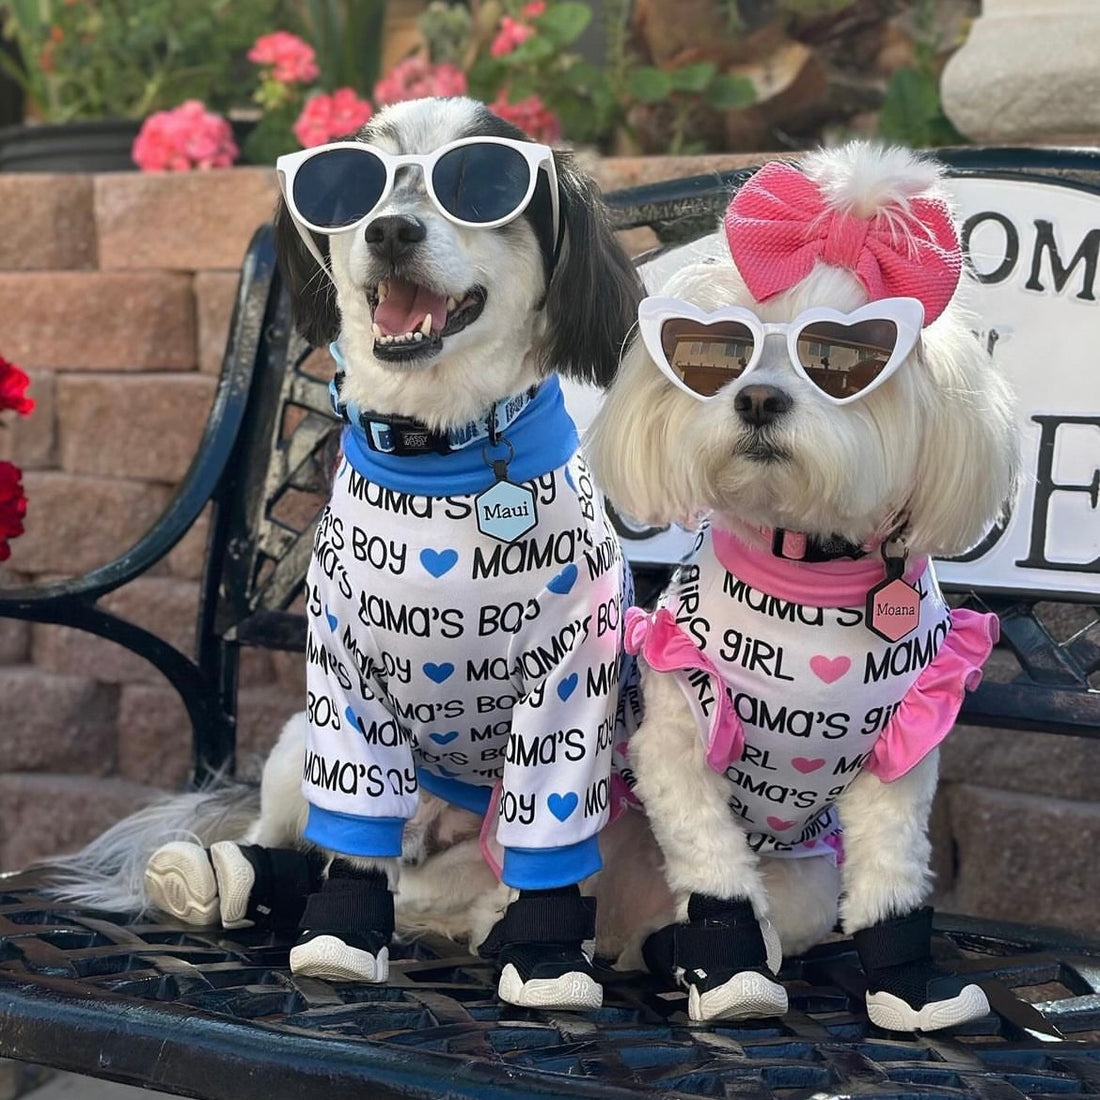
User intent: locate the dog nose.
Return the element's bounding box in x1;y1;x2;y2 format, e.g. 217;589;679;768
734;384;793;427
364;214;427;261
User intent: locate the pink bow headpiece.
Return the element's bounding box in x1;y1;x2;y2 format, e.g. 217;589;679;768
724;161;962;325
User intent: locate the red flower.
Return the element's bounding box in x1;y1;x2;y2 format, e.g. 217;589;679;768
373;57;467;107
522;1;547;16
0;357;34;417
132;101;238;172
490;16;535;58
294;89;374;148
0;461;27;563
248;31;320;85
489;92;562;145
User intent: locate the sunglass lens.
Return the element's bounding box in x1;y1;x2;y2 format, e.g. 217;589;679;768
292;148;387;229
660;319;755;396
796;319;898;399
432;143;532;224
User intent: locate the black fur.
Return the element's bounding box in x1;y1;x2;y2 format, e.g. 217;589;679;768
272;98;644;390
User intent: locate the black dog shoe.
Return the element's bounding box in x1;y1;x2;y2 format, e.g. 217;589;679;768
290;864;394;982
643;894;787;1022
145;841;322;929
480;886;602;1010
854;907;990;1031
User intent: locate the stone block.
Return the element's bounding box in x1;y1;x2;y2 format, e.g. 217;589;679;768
0;618;29;663
95;168;278;271
236;685;303;770
271;648;307;697
945;784;1100;935
33;576;199;685
0;174;96;271
7;472;172;576
163;505;210;581
591;153;762;195
57;373;216;482
941;724;1100;802
194;271;241;375
0;773;157;869
0;272;196;371
117;683;193;790
0;666;116;774
0;370;56;470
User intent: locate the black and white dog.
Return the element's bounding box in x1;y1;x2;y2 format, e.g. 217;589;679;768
134;96;644;1010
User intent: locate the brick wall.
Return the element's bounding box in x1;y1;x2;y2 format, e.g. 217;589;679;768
0;158;1095;936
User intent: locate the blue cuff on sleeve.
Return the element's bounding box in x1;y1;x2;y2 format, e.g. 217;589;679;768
501;835;602;889
303;805;405;858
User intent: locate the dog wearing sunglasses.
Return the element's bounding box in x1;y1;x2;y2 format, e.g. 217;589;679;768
587;142;1018;1028
128;96;645;1011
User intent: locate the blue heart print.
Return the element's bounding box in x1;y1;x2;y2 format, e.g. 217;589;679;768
557;674;579;701
344;705;362;732
547;563;578;595
420;548;458;577
423;661;455;684
548;792;579;821
429;730;459;745
324;605;338;631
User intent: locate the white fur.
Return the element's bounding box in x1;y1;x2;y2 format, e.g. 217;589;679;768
588;142;1019;944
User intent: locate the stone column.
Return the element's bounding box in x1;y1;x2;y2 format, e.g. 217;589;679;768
940;0;1100;144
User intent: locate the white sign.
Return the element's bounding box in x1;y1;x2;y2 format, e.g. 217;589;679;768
563;172;1100;600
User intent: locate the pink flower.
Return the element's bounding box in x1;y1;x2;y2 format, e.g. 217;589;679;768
294;89;374;148
248;31;320;85
522;1;547;16
490;16;535;58
490;92;562;145
0;357;33;417
373;57;467;107
132;101;238;172
0;461;27;562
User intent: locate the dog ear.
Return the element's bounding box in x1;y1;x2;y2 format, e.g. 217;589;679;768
903;304;1019;556
538;153;644;389
273;196;341;348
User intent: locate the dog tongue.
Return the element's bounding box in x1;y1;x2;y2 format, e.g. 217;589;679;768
374;278;448;337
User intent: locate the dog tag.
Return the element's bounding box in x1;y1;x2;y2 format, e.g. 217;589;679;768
476;450;538;543
866;552;920;643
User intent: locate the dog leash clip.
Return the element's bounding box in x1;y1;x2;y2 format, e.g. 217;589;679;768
474;434;539;544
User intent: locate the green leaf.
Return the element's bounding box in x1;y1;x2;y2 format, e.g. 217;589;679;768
707;73;756;110
878;67;941;146
626;65;672;104
669;61;716;93
503;33;557;64
536;2;591;46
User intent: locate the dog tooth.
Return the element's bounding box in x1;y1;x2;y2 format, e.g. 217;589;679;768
413;331;424;341
377;281;389;303
372;323;382;340
446;296;457;312
420;313;432;336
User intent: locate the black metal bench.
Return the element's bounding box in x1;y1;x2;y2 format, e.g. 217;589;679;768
1;147;1098;1100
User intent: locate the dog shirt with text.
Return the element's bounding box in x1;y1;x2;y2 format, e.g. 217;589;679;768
301;377;636;889
624;524;998;858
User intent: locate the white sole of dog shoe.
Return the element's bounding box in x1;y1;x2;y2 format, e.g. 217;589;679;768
144;842;218;925
209;842;256;929
289;937;389;983
687;971;789;1022
497;965;603;1010
866;983;990;1032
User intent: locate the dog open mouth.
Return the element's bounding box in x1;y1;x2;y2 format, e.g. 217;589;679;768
369;277;486;362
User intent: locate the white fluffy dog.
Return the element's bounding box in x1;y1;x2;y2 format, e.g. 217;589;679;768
586;142;1018;1029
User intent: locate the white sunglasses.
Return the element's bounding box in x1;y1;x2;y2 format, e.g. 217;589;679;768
277;136;560;273
637;296;925;405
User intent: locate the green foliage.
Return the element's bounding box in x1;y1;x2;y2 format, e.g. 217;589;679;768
1;0;280;121
295;0;386;96
878;65;964;147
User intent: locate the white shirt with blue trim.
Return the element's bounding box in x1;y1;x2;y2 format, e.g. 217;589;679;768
301;378;632;889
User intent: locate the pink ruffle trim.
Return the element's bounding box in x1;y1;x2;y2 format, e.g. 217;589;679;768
625;606;744;772
866;607;1000;782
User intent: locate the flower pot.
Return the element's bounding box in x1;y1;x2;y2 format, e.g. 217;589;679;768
0;118;143;172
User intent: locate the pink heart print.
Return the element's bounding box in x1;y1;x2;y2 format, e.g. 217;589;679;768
810;654;851;683
766;815;796;832
792;757;826;774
